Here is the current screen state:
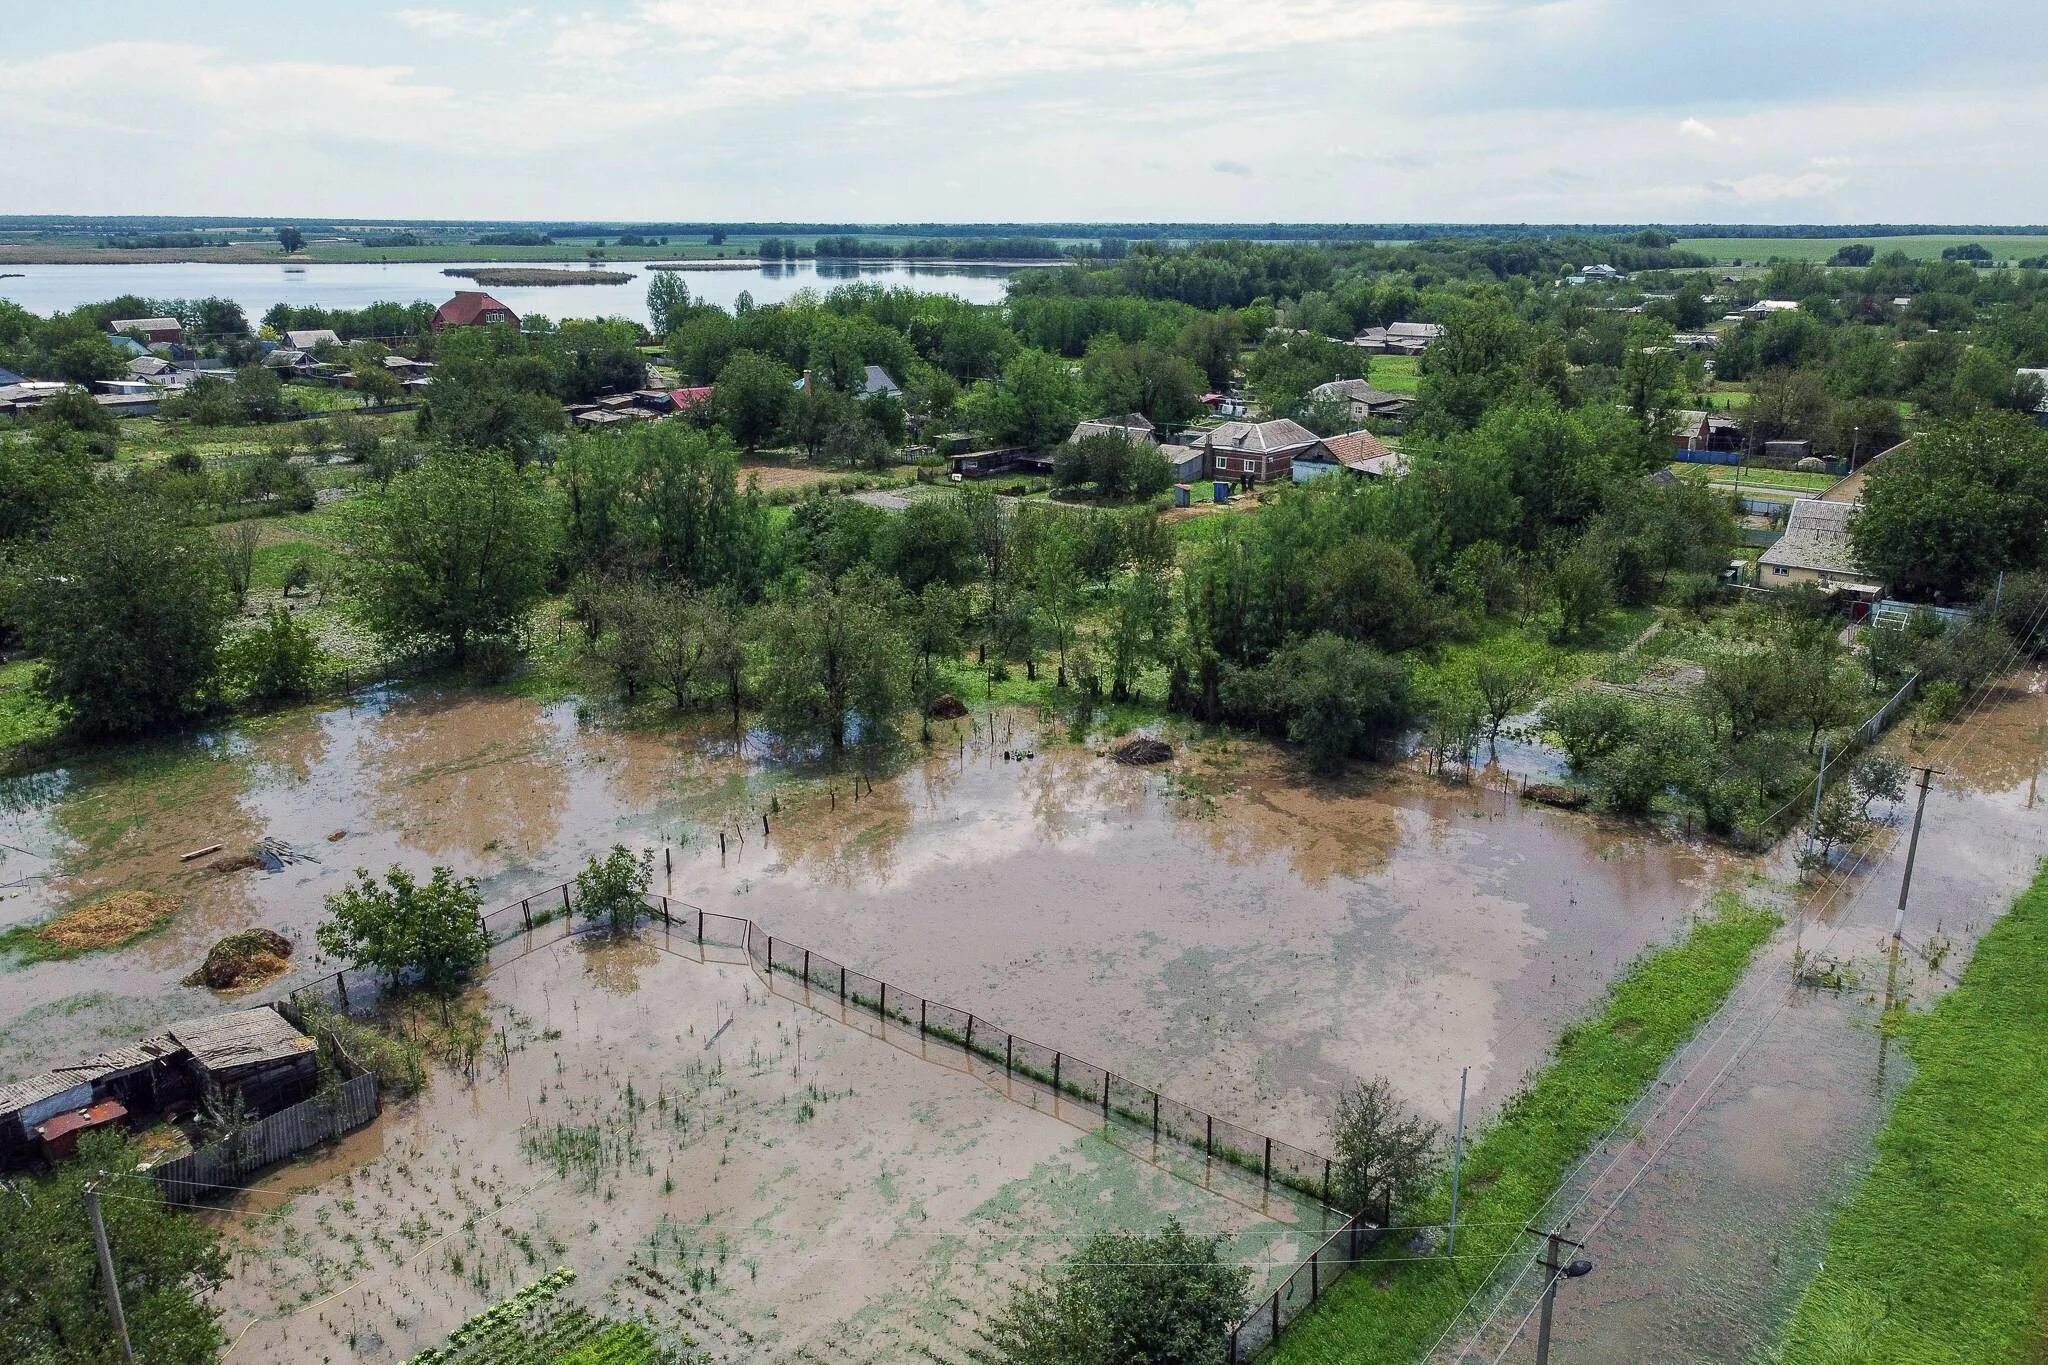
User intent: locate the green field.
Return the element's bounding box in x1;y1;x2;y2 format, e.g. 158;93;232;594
1774;862;2048;1364
1676;234;2048;265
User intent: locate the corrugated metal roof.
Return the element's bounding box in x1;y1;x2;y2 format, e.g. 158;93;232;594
166;1008;313;1072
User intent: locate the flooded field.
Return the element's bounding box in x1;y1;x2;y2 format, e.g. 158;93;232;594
0;687;1737;1152
213;932;1328;1363
1473;669;2048;1365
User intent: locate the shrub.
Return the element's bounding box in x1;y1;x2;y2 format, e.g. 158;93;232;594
987;1220;1250;1365
315;865;488;992
574;844;652;935
221;607;324;702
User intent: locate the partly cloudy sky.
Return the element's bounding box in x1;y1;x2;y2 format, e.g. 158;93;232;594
5;0;2046;223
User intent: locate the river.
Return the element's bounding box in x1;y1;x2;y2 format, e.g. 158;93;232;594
0;259;1019;327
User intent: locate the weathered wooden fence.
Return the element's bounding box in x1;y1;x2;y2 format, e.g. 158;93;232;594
151;1072;379;1205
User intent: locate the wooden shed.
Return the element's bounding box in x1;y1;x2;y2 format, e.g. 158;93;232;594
165;1008;318;1114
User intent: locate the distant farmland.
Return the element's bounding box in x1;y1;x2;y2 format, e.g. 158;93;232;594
1677;233;2048;264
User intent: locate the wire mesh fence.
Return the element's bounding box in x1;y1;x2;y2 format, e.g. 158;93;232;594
277;876;1382;1363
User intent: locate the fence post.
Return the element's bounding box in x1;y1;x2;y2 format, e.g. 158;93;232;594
1263;1137;1272;1185
1311;1249;1319;1302
762;812;770;838
1205;1114;1213;1157
696;909;704;944
803;948;810;985
1005;1035;1013;1074
561;884;571;916
1101;1072;1110;1119
1152;1093;1160;1141
660;895;671;926
1323;1159;1331;1207
919;999;927;1035
767;937;774;972
664;847;672;875
839;965;847;1001
1271;1292;1279;1340
965;1016;974;1054
880;981;887;1020
522;899;531;931
1053;1053;1062;1094
336;971;348;1009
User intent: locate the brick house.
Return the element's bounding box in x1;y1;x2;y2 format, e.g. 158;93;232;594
430;291;520;333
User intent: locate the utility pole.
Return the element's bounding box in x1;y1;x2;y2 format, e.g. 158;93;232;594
1892;765;1943;942
1807;734;1831;856
84;1181;136;1365
1447;1066;1469;1255
1527;1226;1593;1365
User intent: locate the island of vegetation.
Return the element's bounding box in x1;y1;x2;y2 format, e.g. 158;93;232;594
439;267;633;286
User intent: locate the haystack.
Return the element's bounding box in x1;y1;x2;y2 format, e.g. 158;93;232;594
925;694;969;720
183;928;294;991
36;892;179;952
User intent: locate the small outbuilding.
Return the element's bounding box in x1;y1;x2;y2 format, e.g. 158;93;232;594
165;1007;318;1114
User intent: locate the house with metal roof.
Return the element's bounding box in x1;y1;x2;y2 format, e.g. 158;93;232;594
1756;498;1878;594
1198;417;1321;483
1309;378;1416;427
107;317;183;345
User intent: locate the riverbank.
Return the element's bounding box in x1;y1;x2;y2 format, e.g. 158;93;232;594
1773;861;2048;1364
1268;893;1780;1364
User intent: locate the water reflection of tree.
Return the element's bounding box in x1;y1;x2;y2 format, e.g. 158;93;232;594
580;933;658;996
357;695;568;862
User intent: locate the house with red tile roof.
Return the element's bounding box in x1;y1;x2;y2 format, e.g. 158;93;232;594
429;291;519;332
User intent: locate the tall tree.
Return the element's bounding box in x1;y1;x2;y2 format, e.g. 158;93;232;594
756;565;908;751
713;349;795;452
6;491;230;736
344;451;554;665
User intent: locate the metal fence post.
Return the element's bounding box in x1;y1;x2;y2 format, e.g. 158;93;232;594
1263;1136;1272;1184
965;1016;975;1053
880;981;887;1019
767;937;774;972
1053;1053;1062;1094
696;909;704;944
1322;1158;1331;1207
1005;1035;1013;1074
1101;1072;1109;1119
919;999;927;1034
660;895;671;926
522;899;531;931
1152;1093;1160;1141
839;965;847;1001
803;948;810;984
1205;1114;1213;1157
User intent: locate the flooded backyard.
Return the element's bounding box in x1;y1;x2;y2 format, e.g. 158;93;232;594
212;933;1330;1362
0;688;1737;1152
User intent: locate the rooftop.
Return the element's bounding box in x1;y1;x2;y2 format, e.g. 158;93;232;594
1758;498;1865;575
165;1007;315;1073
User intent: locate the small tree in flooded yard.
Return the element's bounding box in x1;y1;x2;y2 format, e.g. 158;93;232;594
988;1219;1250;1365
316;864;489;992
575;844;652;935
0;1131;226;1365
1331;1076;1441;1218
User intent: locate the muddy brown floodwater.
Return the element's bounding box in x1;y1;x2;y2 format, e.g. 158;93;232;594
0;688;1737;1154
1456;669;2048;1365
211;933;1330;1362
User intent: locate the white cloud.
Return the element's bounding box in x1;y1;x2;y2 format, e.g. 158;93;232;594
1722;170;1849;201
397;8;532;41
1677;117;1717;140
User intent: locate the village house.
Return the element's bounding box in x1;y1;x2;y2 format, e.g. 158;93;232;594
107;316;183;345
1308;378;1416;428
860;364;903;400
429;290;519;333
1350;320;1444;356
1068;412;1156;445
1755;498;1879;595
1671;408;1747;455
1741;299;1801;319
280;328;343;351
1198;417;1321;483
1290;428;1408;482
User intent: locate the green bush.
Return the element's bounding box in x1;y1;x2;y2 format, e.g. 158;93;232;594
574;844;652;935
221;607;324;702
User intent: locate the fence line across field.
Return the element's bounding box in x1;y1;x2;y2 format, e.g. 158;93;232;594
281;873;1388;1360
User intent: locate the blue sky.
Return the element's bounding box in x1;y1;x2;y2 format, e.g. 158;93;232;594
5;1;2045;223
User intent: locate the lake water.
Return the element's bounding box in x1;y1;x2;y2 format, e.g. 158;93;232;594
0;259;1020;328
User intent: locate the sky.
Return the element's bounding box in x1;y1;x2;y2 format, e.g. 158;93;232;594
5;0;2047;225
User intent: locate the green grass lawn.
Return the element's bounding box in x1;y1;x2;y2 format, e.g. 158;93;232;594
1672;464;1837;494
1372;354;1421;395
1270;894;1780;1364
1772;862;2048;1364
1676;234;2048;265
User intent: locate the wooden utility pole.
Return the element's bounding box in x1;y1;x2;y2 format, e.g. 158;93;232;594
1892;765;1942;942
1527;1226;1592;1365
84;1182;136;1364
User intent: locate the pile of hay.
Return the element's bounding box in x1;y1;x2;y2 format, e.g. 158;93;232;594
1521;783;1590;811
182;927;294;991
1110;736;1173;766
36;892;179;952
925;694;969;719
